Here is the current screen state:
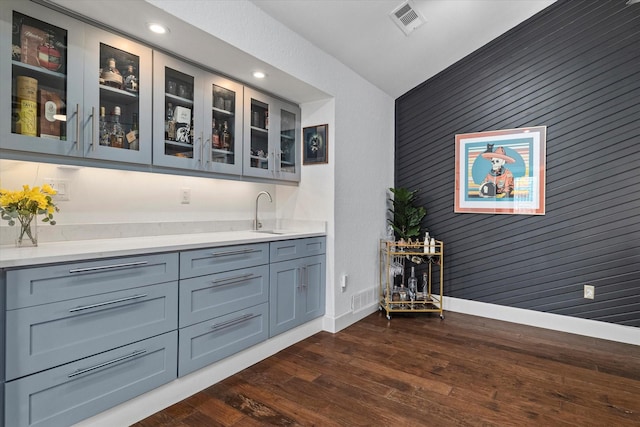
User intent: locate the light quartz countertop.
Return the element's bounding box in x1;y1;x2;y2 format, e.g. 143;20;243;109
0;230;326;269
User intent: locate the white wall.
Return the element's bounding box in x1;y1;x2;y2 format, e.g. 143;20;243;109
147;0;396;329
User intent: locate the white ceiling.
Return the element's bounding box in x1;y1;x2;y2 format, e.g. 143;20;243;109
251;0;556;98
45;0;555;101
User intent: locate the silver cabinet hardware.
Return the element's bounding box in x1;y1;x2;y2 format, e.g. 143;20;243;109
68;349;147;378
69;294;147;312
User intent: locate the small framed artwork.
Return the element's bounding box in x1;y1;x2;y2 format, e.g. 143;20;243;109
454;126;547;215
303;124;328;165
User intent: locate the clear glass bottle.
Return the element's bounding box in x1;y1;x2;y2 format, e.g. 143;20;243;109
408;266;417;301
123;64;138;92
99;106;110;146
110;106;125;148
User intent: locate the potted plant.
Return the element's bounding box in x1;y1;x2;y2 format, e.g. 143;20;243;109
387;187;426;242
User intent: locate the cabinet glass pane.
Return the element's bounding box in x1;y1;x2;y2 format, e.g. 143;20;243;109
11;12;67;140
98;43;140;151
280;109;296;174
249;98;269;170
163;67;194;158
211;84;236;165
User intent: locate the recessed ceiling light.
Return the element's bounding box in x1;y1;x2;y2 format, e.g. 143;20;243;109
148;23;169;34
253;71;266;79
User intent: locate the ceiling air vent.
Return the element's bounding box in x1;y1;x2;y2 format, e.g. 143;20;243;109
390;0;426;36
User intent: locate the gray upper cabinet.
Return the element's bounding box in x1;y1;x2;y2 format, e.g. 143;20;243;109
152;51;245;176
243;87;301;182
152;51;204;170
1;1;84;157
0;1;152;165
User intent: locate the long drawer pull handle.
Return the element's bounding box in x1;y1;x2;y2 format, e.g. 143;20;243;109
69;294;148;312
68;349;147;378
211;273;254;287
210;313;257;332
69;261;148;273
211;248;256;257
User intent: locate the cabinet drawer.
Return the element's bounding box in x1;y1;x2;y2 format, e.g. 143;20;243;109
179;264;269;327
6;281;178;380
270;237;326;263
5;331;177;427
6;252;179;309
178;302;268;377
180;243;269;279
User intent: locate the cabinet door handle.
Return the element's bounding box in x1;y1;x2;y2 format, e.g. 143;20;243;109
68;349;147;378
68;293;148;313
210;313;257;332
90;106;96;151
74;104;80;148
211;273;254;287
301;266;308;289
211;248;256;257
69;261;148;273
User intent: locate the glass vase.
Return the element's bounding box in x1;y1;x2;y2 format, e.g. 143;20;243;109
16;214;37;247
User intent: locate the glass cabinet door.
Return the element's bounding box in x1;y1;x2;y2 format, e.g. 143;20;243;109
83;28;152;164
207;75;243;175
1;3;84;157
152;51;202;170
276;102;301;181
243;87;275;179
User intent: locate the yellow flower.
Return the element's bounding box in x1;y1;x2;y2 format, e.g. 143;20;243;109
0;183;60;227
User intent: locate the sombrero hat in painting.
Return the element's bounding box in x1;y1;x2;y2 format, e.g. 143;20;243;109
481;144;515;163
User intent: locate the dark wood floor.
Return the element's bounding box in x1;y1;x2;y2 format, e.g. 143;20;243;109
132;311;640;426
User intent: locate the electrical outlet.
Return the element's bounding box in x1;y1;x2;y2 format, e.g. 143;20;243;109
180;188;191;204
584;284;595;299
340;274;348;291
44;178;70;201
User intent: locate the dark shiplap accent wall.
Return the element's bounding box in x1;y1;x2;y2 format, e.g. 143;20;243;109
395;0;640;327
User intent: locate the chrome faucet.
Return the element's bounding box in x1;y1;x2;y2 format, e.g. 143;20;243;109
254;191;272;230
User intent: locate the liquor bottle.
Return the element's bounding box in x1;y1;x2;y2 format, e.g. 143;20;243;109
212;117;221;148
422;272;429;300
101;57;123;89
264;110;269;130
99;106;110;145
222;120;231;149
127;113;139;150
408;266;417;301
110;106;125;148
165;102;174;141
123;64;138;92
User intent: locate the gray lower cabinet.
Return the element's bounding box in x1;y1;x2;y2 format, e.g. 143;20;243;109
5;331;177;427
178;303;269;377
178;243;271;377
269;238;326;337
3;253;179;427
2;237;325;426
6;281;178;380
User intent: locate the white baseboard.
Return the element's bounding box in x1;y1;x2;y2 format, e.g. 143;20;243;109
445;297;639;346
